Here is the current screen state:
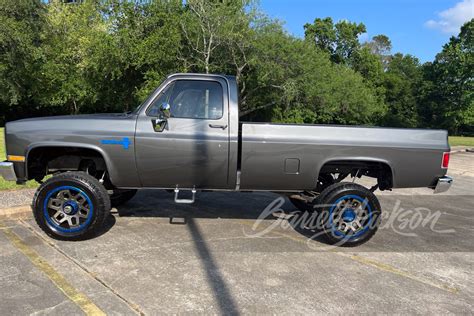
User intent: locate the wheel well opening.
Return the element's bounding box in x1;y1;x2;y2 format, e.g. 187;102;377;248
27;147;107;182
319;160;393;191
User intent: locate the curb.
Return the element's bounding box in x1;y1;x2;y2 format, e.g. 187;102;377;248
0;205;32;219
451;147;474;154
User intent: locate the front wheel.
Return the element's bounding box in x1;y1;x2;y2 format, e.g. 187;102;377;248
314;182;382;246
32;171;111;240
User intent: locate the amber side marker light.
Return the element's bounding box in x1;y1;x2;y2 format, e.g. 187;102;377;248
441;152;450;169
7;155;26;162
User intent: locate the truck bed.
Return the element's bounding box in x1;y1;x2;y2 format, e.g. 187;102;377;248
239;123;449;191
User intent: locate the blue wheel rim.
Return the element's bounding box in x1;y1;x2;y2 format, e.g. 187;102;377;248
43;186;94;233
328;194;373;239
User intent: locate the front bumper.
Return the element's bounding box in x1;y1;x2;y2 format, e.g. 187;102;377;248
0;161;17;182
434;176;453;194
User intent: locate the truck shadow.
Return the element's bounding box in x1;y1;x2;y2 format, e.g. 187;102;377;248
115;190;284;219
109;189;473;253
110;189;329;244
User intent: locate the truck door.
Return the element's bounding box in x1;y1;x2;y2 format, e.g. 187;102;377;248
135;77;230;189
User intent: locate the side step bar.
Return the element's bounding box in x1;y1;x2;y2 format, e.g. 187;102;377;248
174;186;197;204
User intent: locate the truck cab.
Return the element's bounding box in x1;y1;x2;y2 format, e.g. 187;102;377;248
134;74;240;190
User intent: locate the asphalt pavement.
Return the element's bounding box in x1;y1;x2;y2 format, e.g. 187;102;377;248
0;152;473;314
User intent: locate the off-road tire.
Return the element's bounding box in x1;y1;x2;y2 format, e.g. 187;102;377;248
32;171;111;240
312;182;382;247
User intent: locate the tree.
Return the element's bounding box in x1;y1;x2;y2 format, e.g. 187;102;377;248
383;53;422;127
333;20;366;64
419;19;473;134
248;26;385;125
304;17;366;64
239;22;306;118
303;17;336;54
0;0;45;114
365;34;392;69
0;1;469;135
351;46;386;107
39;1;183;114
105;0;183;105
180;0;253;74
38;1;107;114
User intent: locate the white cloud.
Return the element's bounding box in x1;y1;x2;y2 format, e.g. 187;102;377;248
425;0;474;34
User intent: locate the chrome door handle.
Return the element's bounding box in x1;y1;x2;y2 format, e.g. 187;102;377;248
209;124;227;130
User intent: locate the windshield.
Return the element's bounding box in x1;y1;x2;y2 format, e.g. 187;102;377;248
131;94;151;114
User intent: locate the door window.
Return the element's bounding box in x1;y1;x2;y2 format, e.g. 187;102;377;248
148;80;223;120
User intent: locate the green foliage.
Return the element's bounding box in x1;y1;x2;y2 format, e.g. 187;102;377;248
240;26;384;125
39;1;103;114
368;35;392;56
304;17;366;64
351;46;386;109
365;34;392;69
296;52;385;125
382;53;422;127
303;17;336;53
0;2;471;135
104;0;184;107
0;0;44;106
418;19;473;134
352;46;385;84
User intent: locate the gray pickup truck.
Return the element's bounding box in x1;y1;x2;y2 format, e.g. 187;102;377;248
1;73;452;245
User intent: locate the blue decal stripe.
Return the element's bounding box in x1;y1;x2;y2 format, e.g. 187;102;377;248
101;137;131;150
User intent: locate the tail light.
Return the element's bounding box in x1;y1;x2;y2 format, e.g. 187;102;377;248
441;152;450;169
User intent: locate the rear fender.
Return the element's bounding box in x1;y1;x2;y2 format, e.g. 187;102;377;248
317;156;396;187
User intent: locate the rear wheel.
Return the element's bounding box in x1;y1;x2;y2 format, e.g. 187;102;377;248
32;171;111;240
313;182;381;246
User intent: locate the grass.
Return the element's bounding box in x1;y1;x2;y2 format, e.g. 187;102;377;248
0;128;39;190
449;136;474;147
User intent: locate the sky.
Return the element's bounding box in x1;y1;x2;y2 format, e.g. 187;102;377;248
260;0;474;62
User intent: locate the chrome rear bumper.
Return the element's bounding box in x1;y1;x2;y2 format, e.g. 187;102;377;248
0;161;17;182
434;176;453;194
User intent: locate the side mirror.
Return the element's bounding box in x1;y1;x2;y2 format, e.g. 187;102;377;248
152;103;171;132
160;102;171;119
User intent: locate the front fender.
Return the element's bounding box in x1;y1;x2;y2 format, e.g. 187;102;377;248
25;141;117;184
